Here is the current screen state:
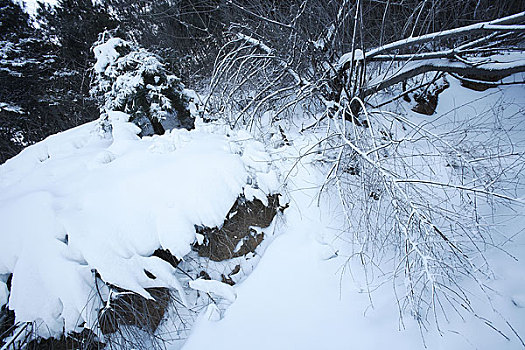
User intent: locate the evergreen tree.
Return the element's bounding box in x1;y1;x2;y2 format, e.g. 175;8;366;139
0;0;56;162
37;0;117;69
36;0;118;119
0;0;115;163
91;33;194;136
106;0;226;82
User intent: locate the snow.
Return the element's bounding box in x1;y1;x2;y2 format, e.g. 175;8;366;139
365;52;525;92
92;35;193;134
0;102;24;114
0;114;278;338
183;135;422;350
93;37;125;74
21;0;57;16
0;279;7;308
361;11;525;61
1;50;525;349
189;279;237;303
236;33;272;54
313;24;335;50
182;79;525;349
337;48;364;69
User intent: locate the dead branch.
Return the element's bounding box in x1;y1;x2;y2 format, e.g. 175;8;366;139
338;11;525;71
363;55;525;97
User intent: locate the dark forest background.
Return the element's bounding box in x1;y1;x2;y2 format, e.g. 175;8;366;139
1;0;524;162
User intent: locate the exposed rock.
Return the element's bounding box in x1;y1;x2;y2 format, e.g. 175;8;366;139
98;287;170;335
24;329;103;350
412;79;450;115
152;249;180;269
194;194;281;261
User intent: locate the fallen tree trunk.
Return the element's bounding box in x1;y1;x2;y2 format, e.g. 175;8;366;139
334;11;525;104
363;55;525;97
337;11;525;71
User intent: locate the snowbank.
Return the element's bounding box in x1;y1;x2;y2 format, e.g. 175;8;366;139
189;279;236;303
0;114;278;338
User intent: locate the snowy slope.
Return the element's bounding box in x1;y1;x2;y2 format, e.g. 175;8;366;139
183;136;425;349
183;156;525;349
182;79;525;349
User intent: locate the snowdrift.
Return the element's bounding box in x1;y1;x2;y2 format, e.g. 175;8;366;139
0;112;279;338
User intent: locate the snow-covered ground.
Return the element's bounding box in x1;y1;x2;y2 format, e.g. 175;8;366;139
1;72;524;349
183;78;525;350
183;152;525;349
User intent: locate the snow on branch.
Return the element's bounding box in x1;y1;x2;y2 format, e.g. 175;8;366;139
236;33;273;54
236;33;306;86
363;54;525;97
227;0;293;29
337;11;525;71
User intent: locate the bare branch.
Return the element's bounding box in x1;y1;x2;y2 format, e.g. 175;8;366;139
337;11;525;71
394;178;525;204
226;0;294;29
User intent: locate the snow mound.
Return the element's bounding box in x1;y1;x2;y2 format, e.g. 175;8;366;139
0;114;279;338
189;279;237;303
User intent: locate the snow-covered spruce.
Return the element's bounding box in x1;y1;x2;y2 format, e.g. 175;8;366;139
0;114;280;339
91;33;194;136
